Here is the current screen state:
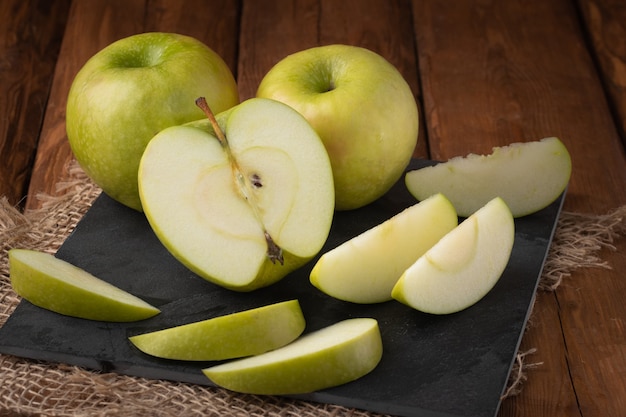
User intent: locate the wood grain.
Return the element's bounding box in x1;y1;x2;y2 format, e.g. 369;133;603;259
0;0;70;208
578;0;626;146
25;0;146;210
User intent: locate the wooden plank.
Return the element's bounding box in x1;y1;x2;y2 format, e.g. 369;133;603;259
578;0;626;145
24;0;146;210
498;292;582;416
0;0;71;208
411;0;626;416
238;0;428;157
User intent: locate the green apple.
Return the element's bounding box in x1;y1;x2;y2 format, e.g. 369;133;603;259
66;32;239;211
392;197;515;314
310;193;458;304
405;137;571;217
8;249;160;322
202;317;382;395
129;300;305;361
138;97;335;291
257;44;419;210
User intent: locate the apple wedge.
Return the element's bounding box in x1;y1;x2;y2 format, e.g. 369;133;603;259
202;318;382;395
310;193;458;303
8;249;160;322
405;137;571;217
392;197;515;314
129;300;305;361
138;98;335;291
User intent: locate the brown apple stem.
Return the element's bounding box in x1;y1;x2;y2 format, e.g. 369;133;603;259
195;97;284;265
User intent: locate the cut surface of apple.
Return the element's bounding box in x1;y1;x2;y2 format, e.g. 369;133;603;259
392;197;515;314
405;137;571;217
310;193;458;303
138;98;335;291
202;317;382;395
129;300;305;361
8;249;160;322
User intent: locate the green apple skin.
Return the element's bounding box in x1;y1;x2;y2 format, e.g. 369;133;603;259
66;32;239;211
202;318;382;395
257;44;419;211
310;193;458;304
8;249;160;322
129;300;305;361
405;137;572;217
392;197;515;315
138;98;335;291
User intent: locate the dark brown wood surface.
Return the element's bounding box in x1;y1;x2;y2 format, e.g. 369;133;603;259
1;1;625;416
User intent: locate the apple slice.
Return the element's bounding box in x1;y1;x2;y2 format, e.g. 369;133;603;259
138;97;335;291
202;318;382;395
129;300;305;361
8;249;160;322
405;137;571;217
310;193;458;303
392;197;515;314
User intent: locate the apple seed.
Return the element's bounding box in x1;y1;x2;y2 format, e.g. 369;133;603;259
195;97;284;265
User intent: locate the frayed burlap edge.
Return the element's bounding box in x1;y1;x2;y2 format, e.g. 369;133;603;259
1;161;625;416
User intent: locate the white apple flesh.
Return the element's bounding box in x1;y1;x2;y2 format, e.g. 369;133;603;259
138;98;335;291
257;44;419;210
8;249;160;322
405;137;571;217
129;300;305;361
66;32;239;211
392;197;515;314
310;194;458;303
202;318;382;395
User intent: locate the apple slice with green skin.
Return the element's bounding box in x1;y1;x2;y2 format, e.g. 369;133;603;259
392;197;515;314
310;193;458;304
129;300;305;361
8;249;160;322
138;97;335;291
405;137;571;217
202;318;382;395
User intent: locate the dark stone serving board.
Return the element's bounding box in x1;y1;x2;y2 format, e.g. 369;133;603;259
0;159;565;417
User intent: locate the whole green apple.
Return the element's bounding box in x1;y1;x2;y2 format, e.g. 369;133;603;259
66;32;239;211
257;44;419;210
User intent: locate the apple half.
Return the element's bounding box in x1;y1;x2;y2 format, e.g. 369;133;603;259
8;249;160;322
138;98;335;291
405;137;571;217
310;193;458;303
129;300;305;361
392;197;515;314
202;318;382;395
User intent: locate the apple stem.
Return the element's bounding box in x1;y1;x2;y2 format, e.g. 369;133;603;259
195;97;284;265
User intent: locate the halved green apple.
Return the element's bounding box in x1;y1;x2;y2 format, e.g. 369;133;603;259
310;193;458;303
8;249;160;322
392;197;515;314
129;300;305;361
138;98;335;291
405;137;571;217
202;317;382;395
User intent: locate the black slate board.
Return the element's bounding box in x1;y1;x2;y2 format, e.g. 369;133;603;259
0;159;565;417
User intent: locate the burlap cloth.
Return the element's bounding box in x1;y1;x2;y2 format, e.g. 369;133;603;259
1;162;625;417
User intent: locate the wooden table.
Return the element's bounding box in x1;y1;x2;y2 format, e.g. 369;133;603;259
2;1;625;416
